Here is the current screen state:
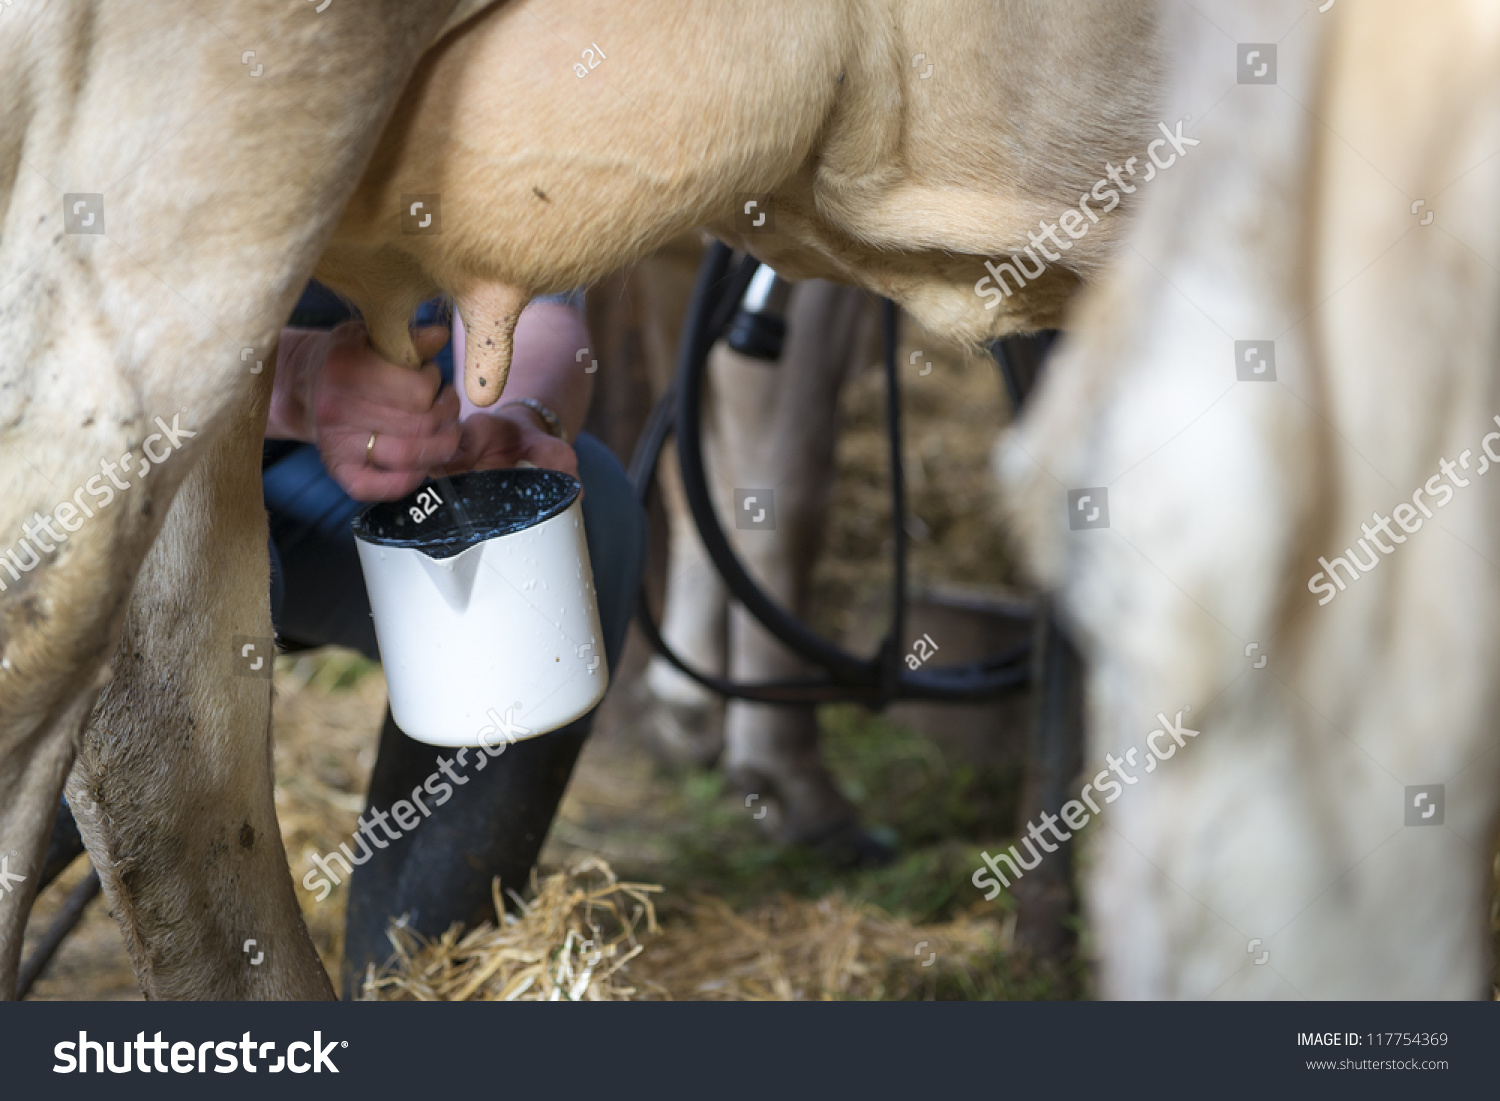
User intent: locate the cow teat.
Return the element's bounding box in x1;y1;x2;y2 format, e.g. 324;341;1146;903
456;283;529;406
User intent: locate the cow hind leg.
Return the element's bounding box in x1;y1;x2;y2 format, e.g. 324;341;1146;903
0;340;180;999
69;383;334;1000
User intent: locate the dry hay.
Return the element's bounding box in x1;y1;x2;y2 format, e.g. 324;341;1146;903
631;892;1010;1001
360;857;661;1001
362;858;1013;1002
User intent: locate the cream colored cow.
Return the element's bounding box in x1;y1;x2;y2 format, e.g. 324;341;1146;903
315;0;1162;401
1;0;1163;998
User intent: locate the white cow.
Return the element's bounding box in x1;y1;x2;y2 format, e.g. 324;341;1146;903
999;0;1500;997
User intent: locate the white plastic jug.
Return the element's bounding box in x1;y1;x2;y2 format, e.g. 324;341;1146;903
351;469;607;747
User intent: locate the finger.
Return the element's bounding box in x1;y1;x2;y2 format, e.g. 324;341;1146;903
324;327;444;402
519;436;579;479
350;424;463;472
328;461;429;503
317;377;460;440
343;380;459;439
432;416;522;475
327;318;371;354
322;347;448;413
429;384;462;424
412;324;451;364
325;422;460;473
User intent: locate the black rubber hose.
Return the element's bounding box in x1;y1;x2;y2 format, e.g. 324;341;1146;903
628;251;878;703
36;798;86;895
629;242;1038;704
674;243;876;686
17;868;101;999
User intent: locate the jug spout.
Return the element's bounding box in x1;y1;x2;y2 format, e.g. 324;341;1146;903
417;541;485;613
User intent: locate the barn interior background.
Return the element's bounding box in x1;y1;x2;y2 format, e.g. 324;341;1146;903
19;268;1500;1000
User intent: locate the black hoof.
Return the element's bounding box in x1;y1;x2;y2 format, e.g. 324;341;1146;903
806;820;898;870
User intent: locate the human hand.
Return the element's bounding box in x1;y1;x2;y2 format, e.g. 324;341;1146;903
433;404;579;481
274;322;461;501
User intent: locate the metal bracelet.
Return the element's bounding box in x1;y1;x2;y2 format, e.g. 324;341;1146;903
500;397;568;444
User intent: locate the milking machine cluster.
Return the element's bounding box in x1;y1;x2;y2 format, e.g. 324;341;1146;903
629;241;1056;708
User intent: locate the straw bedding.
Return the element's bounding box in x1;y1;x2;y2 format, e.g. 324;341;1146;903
360;857;1012;1002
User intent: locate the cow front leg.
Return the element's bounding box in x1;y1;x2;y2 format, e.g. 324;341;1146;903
715;280;883;857
69;380;333;1000
641;446;730;766
626;241;733;766
0;322;183;1001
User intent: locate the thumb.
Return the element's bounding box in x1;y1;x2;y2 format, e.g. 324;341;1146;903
412;324;452;364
